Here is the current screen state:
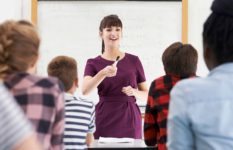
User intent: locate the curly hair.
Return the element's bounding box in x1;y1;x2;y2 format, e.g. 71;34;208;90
203;0;233;64
0;20;40;78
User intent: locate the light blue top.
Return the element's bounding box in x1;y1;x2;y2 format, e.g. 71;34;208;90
167;63;233;150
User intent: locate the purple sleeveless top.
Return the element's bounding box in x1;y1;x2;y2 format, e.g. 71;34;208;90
84;53;146;139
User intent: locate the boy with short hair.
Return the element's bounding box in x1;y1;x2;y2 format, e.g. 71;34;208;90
144;42;198;150
47;56;95;150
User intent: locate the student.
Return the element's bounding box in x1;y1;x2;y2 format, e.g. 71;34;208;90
144;42;197;150
82;14;148;139
47;56;95;150
167;0;233;149
0;83;42;150
0;20;64;150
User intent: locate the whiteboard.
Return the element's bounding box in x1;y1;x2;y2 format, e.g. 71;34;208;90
37;1;182;105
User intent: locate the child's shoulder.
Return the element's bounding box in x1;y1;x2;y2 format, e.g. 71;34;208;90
67;96;95;108
78;97;94;105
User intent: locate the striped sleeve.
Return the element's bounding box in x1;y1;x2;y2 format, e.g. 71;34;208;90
88;103;95;133
0;84;32;150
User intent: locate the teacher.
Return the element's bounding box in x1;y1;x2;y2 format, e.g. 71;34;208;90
82;14;148;139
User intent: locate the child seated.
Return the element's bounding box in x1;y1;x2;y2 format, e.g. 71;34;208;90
47;56;95;150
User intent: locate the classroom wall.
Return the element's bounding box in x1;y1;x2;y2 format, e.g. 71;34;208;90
12;0;214;78
2;0;214;106
0;0;31;23
0;0;22;22
0;0;215;78
21;0;32;20
188;0;213;76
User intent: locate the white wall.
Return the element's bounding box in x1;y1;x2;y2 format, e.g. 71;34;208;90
188;0;214;77
0;0;32;22
21;0;31;20
0;0;22;22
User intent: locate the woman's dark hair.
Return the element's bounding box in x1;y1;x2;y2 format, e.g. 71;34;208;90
162;42;198;76
99;14;122;54
203;0;233;64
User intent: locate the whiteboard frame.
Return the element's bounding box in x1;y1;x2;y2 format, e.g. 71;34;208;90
31;0;188;43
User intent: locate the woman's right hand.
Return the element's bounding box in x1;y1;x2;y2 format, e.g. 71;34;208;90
82;65;117;95
101;65;117;77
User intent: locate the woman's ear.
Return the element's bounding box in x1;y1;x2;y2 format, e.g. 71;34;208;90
99;31;103;38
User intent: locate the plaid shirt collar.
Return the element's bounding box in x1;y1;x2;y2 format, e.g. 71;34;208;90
4;72;38;90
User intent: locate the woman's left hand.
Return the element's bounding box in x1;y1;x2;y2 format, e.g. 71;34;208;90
122;86;136;96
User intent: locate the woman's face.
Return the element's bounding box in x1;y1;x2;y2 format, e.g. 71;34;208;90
100;26;122;49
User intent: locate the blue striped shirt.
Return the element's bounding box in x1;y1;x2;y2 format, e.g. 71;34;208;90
64;93;95;150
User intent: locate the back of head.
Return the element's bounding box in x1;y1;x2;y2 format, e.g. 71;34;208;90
203;0;233;65
162;42;198;76
0;20;40;78
47;56;77;92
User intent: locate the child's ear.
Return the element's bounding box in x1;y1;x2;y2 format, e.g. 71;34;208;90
29;56;39;74
31;56;39;67
75;78;79;88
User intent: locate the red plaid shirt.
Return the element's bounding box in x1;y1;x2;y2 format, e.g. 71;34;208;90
4;73;65;150
144;74;195;150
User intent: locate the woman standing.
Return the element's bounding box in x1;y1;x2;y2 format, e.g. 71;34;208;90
82;14;148;139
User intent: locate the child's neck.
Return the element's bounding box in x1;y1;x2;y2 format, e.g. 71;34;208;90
66;90;74;95
67;83;77;95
